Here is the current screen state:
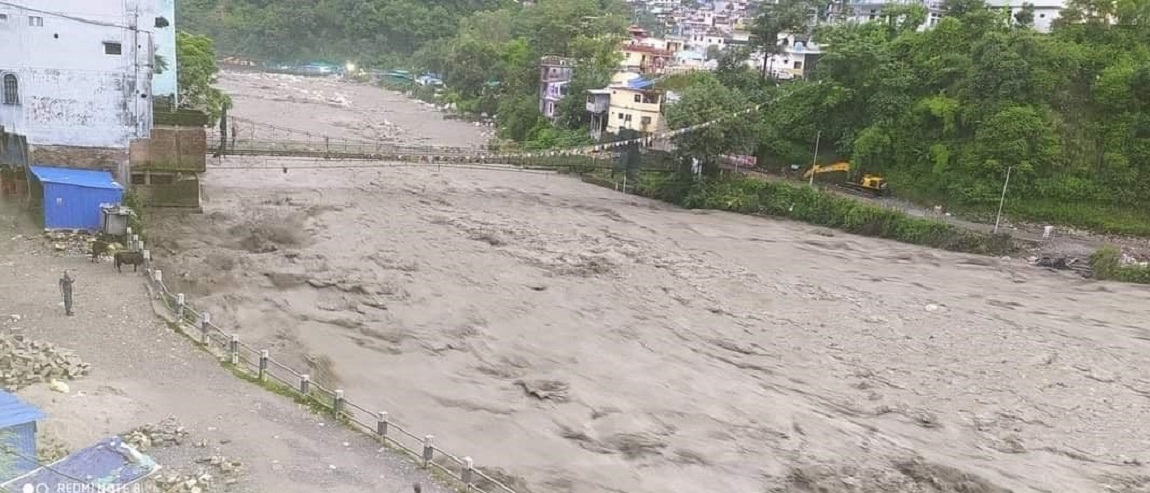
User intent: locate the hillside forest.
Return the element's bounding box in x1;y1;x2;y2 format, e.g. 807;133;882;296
176;0;1150;235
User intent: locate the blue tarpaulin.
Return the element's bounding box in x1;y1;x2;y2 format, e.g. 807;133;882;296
626;77;655;90
0;391;45;482
1;437;160;492
29;166;124;231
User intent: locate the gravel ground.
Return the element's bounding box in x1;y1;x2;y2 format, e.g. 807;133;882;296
0;199;450;493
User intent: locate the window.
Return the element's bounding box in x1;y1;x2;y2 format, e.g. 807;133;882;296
641;116;652;125
104;42;122;55
625;114;633;122
618;112;625;120
2;74;18;105
0;13;8;22
793;61;803;69
28;15;42;27
634;94;642;103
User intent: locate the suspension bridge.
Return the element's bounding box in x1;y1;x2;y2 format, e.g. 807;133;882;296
205;106;761;173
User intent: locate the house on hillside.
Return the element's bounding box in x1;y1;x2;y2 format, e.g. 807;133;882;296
586;89;610;140
604;74;666;135
833;0;1066;32
0;0;165;185
754;35;823;80
538;56;574;121
620;44;673;74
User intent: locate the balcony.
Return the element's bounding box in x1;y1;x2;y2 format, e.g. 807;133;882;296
586;100;610;113
586;91;610;113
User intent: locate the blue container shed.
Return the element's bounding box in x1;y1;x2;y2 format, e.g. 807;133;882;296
29;166;124;231
0;391;45;483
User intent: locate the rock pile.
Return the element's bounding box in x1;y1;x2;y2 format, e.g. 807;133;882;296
148;456;244;493
123;417;189;451
43;230;96;255
0;334;90;390
41;230;126;257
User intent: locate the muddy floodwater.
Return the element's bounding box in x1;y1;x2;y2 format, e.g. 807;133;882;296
150;72;1150;493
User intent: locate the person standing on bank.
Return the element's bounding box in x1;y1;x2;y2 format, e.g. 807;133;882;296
59;270;75;316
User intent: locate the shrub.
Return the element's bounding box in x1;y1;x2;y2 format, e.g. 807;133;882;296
123;189;146;240
629;173;1019;256
1090;246;1150;284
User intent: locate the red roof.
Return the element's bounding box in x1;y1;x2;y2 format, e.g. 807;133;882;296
621;43;672;57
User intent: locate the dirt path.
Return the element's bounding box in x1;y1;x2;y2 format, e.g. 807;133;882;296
0;199;449;493
144;73;1150;493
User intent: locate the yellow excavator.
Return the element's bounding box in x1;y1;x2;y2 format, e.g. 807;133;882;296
802;162;891;197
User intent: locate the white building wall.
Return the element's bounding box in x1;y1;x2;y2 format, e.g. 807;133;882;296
842;0;1066;32
986;0;1066;32
0;0;154;149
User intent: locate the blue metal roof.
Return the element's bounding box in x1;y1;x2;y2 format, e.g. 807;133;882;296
0;391;44;429
2;437;160;491
626;78;655;90
29;166;123;190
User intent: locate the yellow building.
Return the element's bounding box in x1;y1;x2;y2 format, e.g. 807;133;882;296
604;73;664;135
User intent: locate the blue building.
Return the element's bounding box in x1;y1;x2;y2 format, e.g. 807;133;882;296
29;166;124;231
0;391;45;483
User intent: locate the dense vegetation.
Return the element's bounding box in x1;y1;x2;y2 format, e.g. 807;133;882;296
667;0;1150;235
178;0;631;147
176;31;230;122
409;0;631;146
632;170;1018;255
177;0;1150;238
175;0;512;63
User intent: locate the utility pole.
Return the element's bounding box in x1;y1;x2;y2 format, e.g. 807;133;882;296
808;130;821;187
993;166;1013;234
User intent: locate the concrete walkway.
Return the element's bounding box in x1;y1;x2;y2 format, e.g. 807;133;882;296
0;200;447;493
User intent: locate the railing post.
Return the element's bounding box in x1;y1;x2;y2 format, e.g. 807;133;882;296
176;293;185;321
132;234;140;250
258;350;269;381
376;412;389;438
462;457;474;491
422;435;434;468
229;335;239;365
333;390;344;417
153;269;162;285
142;249;150;270
199;312;211;344
300;374;311;395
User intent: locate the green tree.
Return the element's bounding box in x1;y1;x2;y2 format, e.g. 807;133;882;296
665;73;755;174
735;0;1150;234
176;31;230;122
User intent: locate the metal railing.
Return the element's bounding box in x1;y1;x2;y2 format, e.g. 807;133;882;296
131;246;519;493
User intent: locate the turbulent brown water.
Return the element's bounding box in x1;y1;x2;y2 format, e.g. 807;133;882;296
150;72;1150;493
